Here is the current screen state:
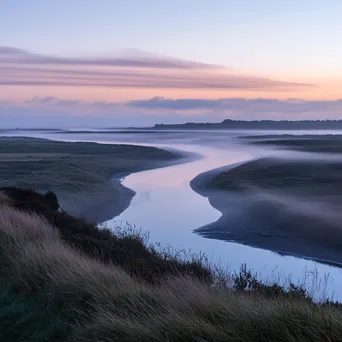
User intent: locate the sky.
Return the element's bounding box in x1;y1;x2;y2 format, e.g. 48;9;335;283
1;0;342;127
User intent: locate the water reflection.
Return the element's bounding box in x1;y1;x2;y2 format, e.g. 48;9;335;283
2;129;342;300
105;143;342;301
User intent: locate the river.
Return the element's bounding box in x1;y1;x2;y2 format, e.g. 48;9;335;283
2;128;342;300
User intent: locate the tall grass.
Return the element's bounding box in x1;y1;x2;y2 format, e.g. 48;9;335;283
0;191;10;206
1;187;213;283
1;205;342;341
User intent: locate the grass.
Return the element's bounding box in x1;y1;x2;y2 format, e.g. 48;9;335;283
195;157;342;266
243;135;342;153
1;188;342;341
1;187;212;283
0;137;179;220
210;157;342;196
0;191;10;206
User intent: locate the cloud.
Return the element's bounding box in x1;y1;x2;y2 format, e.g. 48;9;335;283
2;96;342;128
0;47;25;55
0;46;313;90
13;96;342;115
26;96;84;107
0;77;311;90
0;46;221;69
127;97;342;113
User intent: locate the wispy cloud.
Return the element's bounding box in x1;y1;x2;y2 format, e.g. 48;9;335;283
4;95;342;116
0;47;313;90
0;46;220;69
127;97;342;113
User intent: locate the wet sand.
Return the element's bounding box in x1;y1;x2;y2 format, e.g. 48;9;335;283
190;160;342;267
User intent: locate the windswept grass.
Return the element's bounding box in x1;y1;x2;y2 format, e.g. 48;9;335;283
1;187;212;283
1;191;342;341
0;191;10;206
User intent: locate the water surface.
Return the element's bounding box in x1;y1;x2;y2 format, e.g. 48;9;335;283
104;141;342;301
2;128;342;300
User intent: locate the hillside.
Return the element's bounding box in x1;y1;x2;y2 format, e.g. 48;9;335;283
0;188;342;341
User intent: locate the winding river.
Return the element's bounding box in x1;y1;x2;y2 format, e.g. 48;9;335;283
104;141;342;301
4;129;342;301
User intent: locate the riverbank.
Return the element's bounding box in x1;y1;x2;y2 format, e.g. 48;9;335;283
1;188;342;341
241;134;342;154
0;137;189;222
190;157;342;267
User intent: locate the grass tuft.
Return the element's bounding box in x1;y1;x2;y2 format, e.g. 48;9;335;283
1;189;342;341
0;191;11;206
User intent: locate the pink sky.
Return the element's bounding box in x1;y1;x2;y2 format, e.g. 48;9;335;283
1;80;341;103
1;47;342;126
1;47;340;102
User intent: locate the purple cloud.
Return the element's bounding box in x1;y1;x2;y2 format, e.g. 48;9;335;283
127;97;342;113
0;78;311;90
6;96;342;116
2;96;342;128
0;46;221;69
0;46;314;90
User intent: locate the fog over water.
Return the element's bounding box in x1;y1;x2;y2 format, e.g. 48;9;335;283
2;128;342;301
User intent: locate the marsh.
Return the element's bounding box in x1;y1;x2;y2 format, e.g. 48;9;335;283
2;129;342;300
0;136;183;222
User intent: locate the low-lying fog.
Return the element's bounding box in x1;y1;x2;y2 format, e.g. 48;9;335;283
2;128;342;301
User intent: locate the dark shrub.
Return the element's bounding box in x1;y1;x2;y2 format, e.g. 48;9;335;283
233;264;310;301
44;191;59;211
1;187;57;213
2;187;212;283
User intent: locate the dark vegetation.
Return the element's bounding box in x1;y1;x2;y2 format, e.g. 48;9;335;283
153;119;342;130
1;187;211;283
1;188;342;341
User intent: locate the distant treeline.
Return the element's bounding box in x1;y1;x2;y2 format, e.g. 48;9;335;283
153;119;342;130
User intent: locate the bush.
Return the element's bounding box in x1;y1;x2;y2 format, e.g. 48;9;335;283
44;190;59;211
233;264;310;301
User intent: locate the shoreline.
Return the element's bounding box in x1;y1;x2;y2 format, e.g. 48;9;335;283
0;137;199;224
190;160;342;269
76;174;136;224
84;149;200;224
